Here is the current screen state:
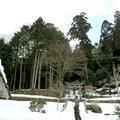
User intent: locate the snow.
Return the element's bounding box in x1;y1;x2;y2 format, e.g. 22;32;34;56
0;59;7;83
0;96;118;120
90;96;120;101
11;94;57;99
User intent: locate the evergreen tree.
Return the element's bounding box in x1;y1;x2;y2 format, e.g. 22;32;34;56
68;12;95;85
68;12;93;59
95;20;113;85
30;17;66;89
113;11;120;57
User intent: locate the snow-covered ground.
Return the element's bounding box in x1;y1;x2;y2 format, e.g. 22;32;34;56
0;96;119;120
90;96;120;101
11;94;57;99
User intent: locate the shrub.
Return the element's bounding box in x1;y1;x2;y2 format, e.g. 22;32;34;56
115;104;120;112
86;104;102;113
29;99;47;112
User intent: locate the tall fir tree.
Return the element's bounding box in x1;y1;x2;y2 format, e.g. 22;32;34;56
113;11;120;57
68;12;93;59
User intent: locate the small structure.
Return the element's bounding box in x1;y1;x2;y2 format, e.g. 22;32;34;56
0;59;10;99
65;80;84;91
65;81;97;99
65;80;84;99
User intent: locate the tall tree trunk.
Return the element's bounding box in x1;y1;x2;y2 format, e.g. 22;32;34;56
26;64;31;89
19;58;23;89
38;51;43;89
85;63;88;85
49;61;52;89
33;52;40;89
13;60;17;90
31;50;38;88
10;74;14;90
45;65;48;89
22;57;26;89
85;63;90;101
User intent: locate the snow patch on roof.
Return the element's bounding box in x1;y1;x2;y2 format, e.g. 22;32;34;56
0;59;7;83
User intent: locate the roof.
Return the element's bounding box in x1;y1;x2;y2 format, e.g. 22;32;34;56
65;80;84;85
84;86;96;90
0;59;7;83
0;59;11;99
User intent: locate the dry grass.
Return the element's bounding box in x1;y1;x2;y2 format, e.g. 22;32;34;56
11;89;59;97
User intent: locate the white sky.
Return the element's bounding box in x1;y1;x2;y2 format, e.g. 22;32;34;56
0;0;120;44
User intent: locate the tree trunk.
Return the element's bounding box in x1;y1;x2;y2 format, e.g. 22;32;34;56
31;50;38;88
10;74;14;90
49;60;52;89
38;51;42;89
22;57;26;89
33;52;40;89
45;62;48;89
19;58;23;90
85;63;88;85
13;60;17;90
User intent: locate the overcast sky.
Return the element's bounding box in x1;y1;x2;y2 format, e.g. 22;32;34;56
0;0;120;46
